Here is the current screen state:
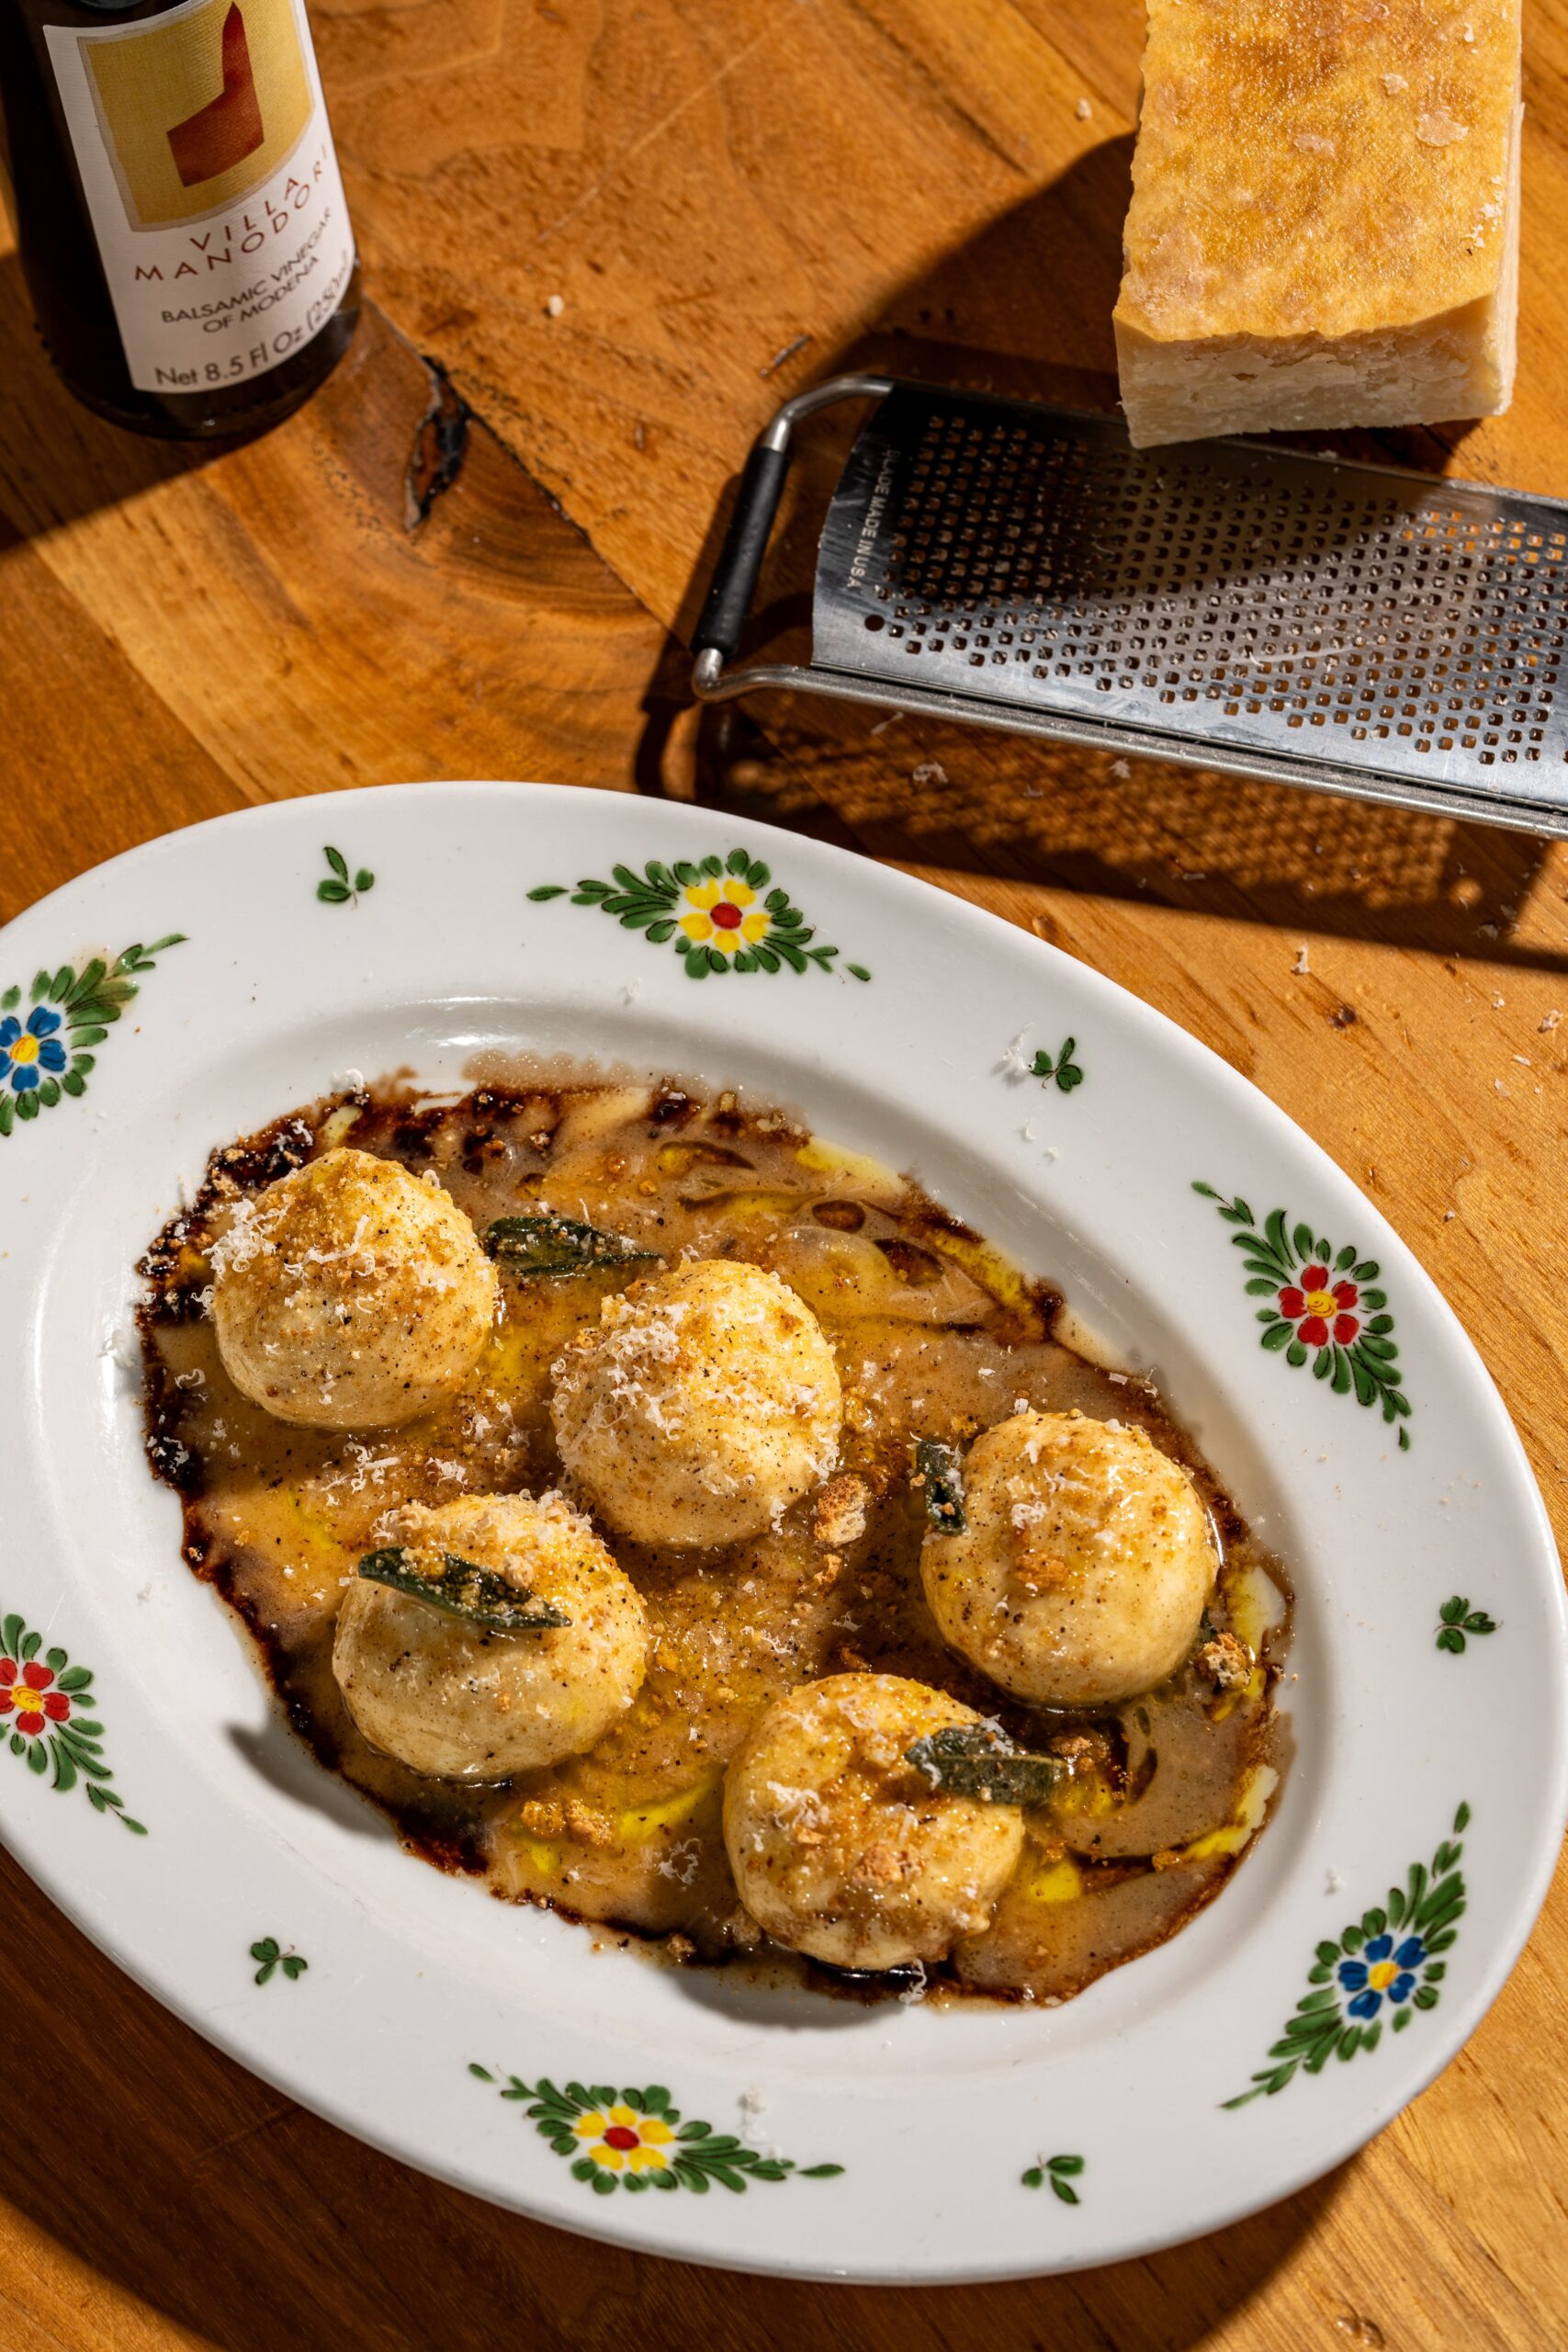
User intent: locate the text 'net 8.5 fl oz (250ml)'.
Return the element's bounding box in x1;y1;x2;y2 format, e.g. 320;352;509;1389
0;0;359;436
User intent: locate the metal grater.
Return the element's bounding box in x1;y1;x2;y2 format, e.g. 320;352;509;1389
692;375;1568;838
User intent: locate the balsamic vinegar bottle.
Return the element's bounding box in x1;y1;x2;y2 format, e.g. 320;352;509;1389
0;0;359;437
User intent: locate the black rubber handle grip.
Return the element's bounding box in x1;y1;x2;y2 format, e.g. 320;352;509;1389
692;443;790;659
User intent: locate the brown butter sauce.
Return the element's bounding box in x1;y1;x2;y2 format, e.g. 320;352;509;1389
139;1075;1291;2008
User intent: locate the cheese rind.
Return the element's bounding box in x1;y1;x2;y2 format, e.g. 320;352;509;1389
1114;0;1521;447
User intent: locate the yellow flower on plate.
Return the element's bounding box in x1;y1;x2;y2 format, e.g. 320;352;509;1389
525;845;873;984
467;2061;845;2194
678;877;772;956
572;2102;676;2172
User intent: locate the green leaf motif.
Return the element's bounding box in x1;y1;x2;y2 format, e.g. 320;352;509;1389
0;936;184;1139
251;1937;308;1985
1223;1805;1469;2109
469;2063;842;2194
1193;1182;1413;1443
317;847;374;906
0;1608;145;1831
1435;1597;1497;1656
528;849;870;982
1021;2154;1086;2205
1028;1037;1086;1093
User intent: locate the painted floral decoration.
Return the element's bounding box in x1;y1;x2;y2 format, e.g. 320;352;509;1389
529;850;871;982
0;936;185;1136
1;1609;144;1832
1;1006;69;1094
679;873;772;956
1224;1804;1467;2106
2;1655;73;1734
572;2099;676;2177
1193;1183;1412;1446
1277;1262;1362;1350
1337;1931;1428;2020
468;2065;843;2197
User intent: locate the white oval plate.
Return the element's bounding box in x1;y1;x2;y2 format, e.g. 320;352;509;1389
1;783;1562;2284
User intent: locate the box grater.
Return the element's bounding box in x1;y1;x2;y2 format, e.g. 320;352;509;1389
692;375;1568;838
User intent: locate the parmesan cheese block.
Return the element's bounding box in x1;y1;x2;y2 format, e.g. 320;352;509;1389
1113;0;1522;447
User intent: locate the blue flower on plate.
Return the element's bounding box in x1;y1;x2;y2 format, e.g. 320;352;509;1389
0;1006;68;1093
1337;1931;1427;2019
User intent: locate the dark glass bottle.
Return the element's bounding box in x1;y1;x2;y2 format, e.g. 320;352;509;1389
0;0;358;437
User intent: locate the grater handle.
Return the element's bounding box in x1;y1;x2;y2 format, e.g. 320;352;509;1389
693;443;791;659
692;375;896;665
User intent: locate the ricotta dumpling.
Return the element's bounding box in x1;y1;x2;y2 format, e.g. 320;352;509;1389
921;1409;1217;1707
1114;0;1522;446
722;1673;1025;1971
550;1259;842;1547
332;1493;648;1780
209;1146;497;1429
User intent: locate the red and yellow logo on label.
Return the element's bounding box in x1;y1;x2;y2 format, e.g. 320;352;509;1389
83;0;311;229
166;5;264;187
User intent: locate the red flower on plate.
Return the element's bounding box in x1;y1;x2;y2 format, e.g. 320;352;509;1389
1277;1264;1360;1349
0;1657;73;1737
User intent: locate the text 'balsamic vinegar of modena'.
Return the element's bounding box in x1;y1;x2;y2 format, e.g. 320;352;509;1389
0;0;359;435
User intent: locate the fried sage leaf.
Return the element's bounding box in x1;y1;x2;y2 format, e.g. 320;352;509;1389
484;1213;659;1276
906;1723;1058;1806
356;1547;570;1632
914;1437;966;1534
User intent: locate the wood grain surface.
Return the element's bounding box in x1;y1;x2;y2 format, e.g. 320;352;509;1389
3;1;1568;2344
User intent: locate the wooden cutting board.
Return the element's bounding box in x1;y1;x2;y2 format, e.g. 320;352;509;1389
2;5;1566;2345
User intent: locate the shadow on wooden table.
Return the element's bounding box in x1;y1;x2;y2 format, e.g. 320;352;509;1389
655;141;1564;972
2;1846;1345;2352
654;689;1568;974
0;254;244;535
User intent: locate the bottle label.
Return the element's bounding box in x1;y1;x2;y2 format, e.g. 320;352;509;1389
44;0;355;396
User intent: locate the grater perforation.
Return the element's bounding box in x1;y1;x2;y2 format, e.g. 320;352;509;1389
692;375;1568;837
